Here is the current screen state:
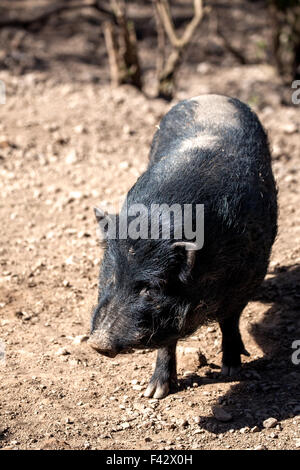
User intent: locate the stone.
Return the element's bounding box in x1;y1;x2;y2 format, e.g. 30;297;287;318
212;406;232;422
263;417;278;429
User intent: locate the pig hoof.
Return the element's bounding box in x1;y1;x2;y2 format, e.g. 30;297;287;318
144;380;170;399
221;364;241;376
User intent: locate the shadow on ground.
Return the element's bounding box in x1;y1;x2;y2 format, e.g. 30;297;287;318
179;264;300;432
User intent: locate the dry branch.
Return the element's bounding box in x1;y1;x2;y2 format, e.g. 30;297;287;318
156;0;205;49
104;21;120;87
153;0;208;100
104;0;142;89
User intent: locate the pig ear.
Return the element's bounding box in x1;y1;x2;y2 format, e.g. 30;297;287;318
94;207;112;235
172;241;197;283
94;207;107;224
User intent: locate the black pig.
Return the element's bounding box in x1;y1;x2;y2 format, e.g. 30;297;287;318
88;94;277;399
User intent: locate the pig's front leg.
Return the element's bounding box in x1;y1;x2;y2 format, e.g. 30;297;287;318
144;342;177;399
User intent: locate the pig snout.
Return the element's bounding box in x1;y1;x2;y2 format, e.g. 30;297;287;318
87;331;118;358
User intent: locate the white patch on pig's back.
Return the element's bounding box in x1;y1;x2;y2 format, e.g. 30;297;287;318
178;134;220;154
190;94;241;129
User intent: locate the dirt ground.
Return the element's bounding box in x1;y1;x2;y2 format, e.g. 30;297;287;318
0;0;299;451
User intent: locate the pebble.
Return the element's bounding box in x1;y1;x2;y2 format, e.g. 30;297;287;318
119;160;130;169
240;427;250;434
56;347;70;356
65;149;78;164
263;417;278;429
212;406;232;422
250;426;260;433
282;123;297;134
74;124;87;134
132;384;143;391
183;371;194;377
68;191;82;200
73;335;89;344
121;422;131;429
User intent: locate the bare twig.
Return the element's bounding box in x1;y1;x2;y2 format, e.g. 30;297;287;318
153;0;208;100
104;20;120;87
155;0;205;49
153;0;166;81
104;0;142;89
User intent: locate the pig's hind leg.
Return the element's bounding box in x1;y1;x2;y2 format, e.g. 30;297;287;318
144;342;177;399
219;306;250;377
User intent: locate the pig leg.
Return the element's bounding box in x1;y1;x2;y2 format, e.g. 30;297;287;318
144;342;177;399
219;309;250;376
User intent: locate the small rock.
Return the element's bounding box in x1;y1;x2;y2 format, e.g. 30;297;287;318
65;149;77;164
74;124;87;134
197;62;211;74
121;422;131;429
73;335;89;345
69;359;80;366
123;125;135;136
207;326;215;333
282;123;297;134
132;384;143;391
56;347;70;356
68;191;82;200
183;371;194;377
251;426;260;433
119;160;130;169
240;427;250;434
212;406;232;422
263;417;278;429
